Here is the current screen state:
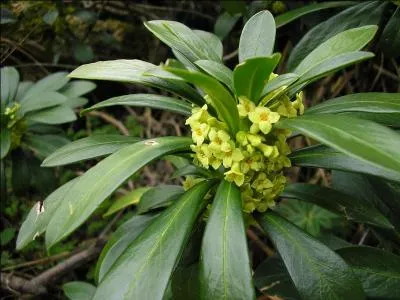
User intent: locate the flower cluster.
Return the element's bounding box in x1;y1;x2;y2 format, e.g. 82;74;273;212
187;82;304;213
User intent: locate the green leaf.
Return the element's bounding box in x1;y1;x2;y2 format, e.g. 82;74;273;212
96;214;158;283
337;246;400;299
42;135;139;167
275;1;357;28
239;10;276;62
45;137;192;248
195;60;234;92
294;25;377;75
278;115;400;182
172;164;219;179
289;144;400;183
16;178;79;250
1;67;20;107
63;281;96;300
144;21;220;63
306;93;400;126
103;187;151;217
81;94;192;116
25;134;70;158
257;211;365;300
1;228;16;246
1;128;11;159
23;72;69;99
281;183;393;229
171;264;200;300
296;51;374;86
214;12;240;40
164;67;239;134
254;256;300;299
73;43;94;63
260;73;299;99
20;92;67;114
93;181;214;300
318;233;352;250
193;30;223;60
14;81;33;101
65;97;88;109
380;7;400;58
60;80;96;97
287;1;386;70
233;54;280;103
26;105;76;125
137;185;184;214
200;181;254;300
68;60;204;106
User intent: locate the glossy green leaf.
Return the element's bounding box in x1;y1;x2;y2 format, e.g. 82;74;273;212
233;54;280;103
281;183;393;229
171;264;200;300
45;137;192;248
239;10;276;62
1;128;11;159
260;73;299;99
26;105;76;125
294;25;377;75
25;134;70;158
275;1;357;28
337;246;400;299
193;30;223;60
103;187;151;217
144;21;220;63
257;212;365;300
306;93;400;126
81;94;192;116
1;67;20;106
137;185;184;214
96;214;158;282
60;80;96;97
63;281;96;300
42;135;139;167
278;115;400;182
380;7;400;58
318;233;352;250
93;181;214;300
195;60;234;92
20;92;67;114
16;178;79;250
68;60;204;106
290;144;400;183
165;67;239;134
200;181;254;300
287;1;386;70
23;72;69;99
214;12;240;40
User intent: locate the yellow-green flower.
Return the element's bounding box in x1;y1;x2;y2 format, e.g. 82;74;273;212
276;96;297;118
191;122;210;145
222;147;244;168
251;172;273;192
224;162;245;186
208;128;231;153
186;104;209;126
191;144;211;168
293;91;305;115
237;96;256;118
248;107;280;134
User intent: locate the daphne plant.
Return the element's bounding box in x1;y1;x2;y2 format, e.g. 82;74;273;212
17;8;400;300
1;68;95;195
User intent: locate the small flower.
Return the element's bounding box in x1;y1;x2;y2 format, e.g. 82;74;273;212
237;96;256;118
276;96;297;118
223;147;244;168
191;122;210;145
224;162;245;186
248;107;280;134
191;144;211;168
208;128;231;153
251;172;273;193
186;104;209;126
293;91;304;115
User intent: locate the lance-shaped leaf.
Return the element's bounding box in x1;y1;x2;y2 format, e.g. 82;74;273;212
144;21;221;63
294;25;377;75
25;134;70;158
59;80;96;97
137;185;184;214
234;55;281;103
200;181;254;300
379;7;400;58
16;178;79;250
96;214;158;282
278;115;400;182
68;60;204;106
165;67;239;134
195;60;234;92
42;135;139;167
172;164;220;179
290;144;400;183
239;10;276;62
281;183;393;229
23;72;69;99
103;187;152;217
275;1;357;28
1;67;20;106
260;73;299;100
193;30;223;60
26;105;76;125
45;137;192;248
257;212;365;300
20;92;67;114
306;92;400;126
93;180;214;300
81;94;192;116
337;246;400;299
